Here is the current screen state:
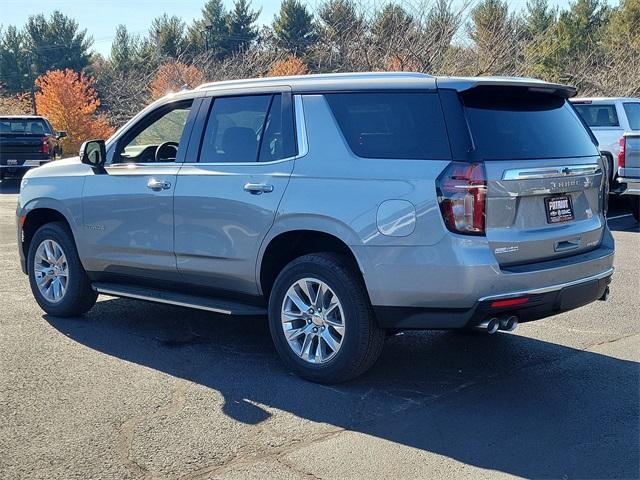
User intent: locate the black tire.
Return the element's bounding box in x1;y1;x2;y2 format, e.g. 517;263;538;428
27;222;97;317
268;253;385;383
628;196;640;222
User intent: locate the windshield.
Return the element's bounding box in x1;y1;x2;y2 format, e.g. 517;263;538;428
461;87;598;160
0;118;52;135
623;103;640;130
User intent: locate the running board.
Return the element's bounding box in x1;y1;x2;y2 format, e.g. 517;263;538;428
92;282;267;316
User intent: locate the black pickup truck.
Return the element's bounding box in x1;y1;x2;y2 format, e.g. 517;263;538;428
0;116;66;180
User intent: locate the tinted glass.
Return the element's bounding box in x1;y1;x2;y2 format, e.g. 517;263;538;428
200;95;272;163
0;118;51;135
325;92;451;160
623;102;640;130
462;87;598;160
573;104;619;127
258;95;297;162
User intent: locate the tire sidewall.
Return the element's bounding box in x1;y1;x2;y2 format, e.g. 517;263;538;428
27;222;94;316
268;255;371;382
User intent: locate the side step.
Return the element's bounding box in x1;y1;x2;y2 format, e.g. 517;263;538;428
92;282;267;316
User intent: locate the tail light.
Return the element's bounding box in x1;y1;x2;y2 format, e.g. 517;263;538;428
618;136;625;169
436;162;487;235
40;137;49;154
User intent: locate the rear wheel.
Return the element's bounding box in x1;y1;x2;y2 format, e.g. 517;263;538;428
268;253;385;383
27;222;97;317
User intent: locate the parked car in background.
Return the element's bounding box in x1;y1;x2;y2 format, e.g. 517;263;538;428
0;116;66;181
571;98;638;178
16;73;614;382
571;98;640;221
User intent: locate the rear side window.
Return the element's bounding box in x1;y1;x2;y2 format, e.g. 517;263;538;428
623;103;640;130
325;92;451;160
573;104;619;127
462;87;598;160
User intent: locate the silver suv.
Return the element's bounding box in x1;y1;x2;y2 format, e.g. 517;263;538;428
17;73;614;383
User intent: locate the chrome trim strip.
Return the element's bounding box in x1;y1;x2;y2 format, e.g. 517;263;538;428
502;164;601;180
478;267;614;302
93;286;234;315
294;94;309;157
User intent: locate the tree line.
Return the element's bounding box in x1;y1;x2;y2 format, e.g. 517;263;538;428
0;0;638;146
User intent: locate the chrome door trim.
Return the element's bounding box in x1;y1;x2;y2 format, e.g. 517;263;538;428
478;267;613;302
502;164;601;180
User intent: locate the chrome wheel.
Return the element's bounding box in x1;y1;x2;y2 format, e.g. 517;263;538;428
33;239;68;303
281;277;345;364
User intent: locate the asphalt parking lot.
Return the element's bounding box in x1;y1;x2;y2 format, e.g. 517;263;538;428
0;179;638;480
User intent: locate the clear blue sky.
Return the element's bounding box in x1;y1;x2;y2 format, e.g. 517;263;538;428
0;0;613;58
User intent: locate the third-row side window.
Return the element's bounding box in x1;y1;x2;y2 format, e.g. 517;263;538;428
199;94;296;163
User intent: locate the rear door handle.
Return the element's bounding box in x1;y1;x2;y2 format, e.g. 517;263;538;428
147;179;172;191
244;183;274;195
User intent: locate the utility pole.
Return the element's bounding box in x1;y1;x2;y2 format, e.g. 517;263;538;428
23;51;37;115
202;24;213;52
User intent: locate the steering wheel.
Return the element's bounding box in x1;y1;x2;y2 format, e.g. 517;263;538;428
155;141;179;162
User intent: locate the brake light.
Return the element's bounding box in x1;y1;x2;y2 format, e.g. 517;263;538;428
436;162;486;235
618;137;625;169
40;136;49;154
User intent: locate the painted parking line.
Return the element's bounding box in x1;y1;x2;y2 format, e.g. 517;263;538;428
607;213;633;220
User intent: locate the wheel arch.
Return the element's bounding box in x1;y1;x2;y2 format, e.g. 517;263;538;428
257;222;366;300
20;201;76;261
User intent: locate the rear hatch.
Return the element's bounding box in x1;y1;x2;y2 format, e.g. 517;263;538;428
447;85;605;266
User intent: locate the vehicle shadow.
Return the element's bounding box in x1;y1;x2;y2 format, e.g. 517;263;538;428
45;298;639;479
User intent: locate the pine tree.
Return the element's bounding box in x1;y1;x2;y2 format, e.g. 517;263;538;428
109;25;140;74
524;0;557;37
0;26;31;92
25;11;93;77
226;0;260;54
186;0;230;58
273;0;316;54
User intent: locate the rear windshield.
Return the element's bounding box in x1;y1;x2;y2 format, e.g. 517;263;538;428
0;118;51;135
623;102;640;130
461;87;598;160
325;92;451;160
573;103;619;127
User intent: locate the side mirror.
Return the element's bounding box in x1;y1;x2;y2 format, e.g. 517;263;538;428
57;131;67;139
80;140;106;169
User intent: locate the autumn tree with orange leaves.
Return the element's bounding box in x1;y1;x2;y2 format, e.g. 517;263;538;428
35;69;114;155
149;61;205;101
267;55;309;77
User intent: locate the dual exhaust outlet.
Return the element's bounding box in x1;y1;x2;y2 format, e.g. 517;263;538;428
476;315;518;334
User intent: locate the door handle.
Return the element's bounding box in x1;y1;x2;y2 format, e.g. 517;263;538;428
243;183;274;195
147;179;171;191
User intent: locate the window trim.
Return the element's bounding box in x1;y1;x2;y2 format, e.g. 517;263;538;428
107;98;198;166
184;91;304;166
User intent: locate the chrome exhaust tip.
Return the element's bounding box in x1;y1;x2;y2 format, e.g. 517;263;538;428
499;316;518;332
476;317;500;334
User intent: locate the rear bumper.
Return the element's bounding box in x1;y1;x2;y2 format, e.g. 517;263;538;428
1;160;51;175
374;269;612;329
616;177;640;196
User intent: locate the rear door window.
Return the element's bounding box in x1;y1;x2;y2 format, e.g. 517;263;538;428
573;104;619;127
324;92;451;160
623;102;640;130
461;87;598;160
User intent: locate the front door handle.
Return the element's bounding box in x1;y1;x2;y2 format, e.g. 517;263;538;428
147;179;171;191
243;183;274;195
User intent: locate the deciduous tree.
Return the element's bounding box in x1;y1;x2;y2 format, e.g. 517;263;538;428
149;61;205;100
35;69;113;155
267;55;308;76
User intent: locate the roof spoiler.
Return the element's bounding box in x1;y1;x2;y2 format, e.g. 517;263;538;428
436;77;577;98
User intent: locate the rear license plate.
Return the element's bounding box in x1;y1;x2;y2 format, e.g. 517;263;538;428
6;159;18;165
545;195;574;224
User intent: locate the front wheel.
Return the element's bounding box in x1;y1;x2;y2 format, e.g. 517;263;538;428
268;253;385;383
27;222;97;317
